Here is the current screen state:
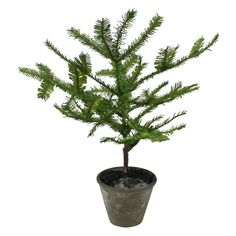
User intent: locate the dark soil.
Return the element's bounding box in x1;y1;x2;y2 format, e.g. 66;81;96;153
99;167;156;189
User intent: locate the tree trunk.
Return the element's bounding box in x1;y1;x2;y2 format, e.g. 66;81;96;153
123;147;129;173
122;141;140;173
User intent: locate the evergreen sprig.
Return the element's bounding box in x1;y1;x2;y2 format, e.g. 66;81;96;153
19;10;218;170
119;13;163;61
114;9;137;57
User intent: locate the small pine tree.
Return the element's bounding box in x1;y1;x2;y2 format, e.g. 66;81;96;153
19;9;218;172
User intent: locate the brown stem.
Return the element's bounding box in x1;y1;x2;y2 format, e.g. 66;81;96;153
123;148;129;173
122;140;140;173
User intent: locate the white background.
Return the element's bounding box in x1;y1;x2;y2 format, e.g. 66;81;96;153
0;0;235;235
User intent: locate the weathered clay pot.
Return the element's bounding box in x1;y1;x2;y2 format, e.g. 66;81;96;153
97;166;157;227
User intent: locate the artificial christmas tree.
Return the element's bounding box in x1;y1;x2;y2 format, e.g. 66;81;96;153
19;9;218;227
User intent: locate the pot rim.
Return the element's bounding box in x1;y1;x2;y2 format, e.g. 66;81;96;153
97;166;157;192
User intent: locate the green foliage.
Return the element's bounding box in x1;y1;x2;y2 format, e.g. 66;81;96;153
45;40;72;63
114;9;137;57
154;34;219;74
19;9;218;150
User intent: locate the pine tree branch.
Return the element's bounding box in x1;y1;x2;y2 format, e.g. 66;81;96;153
71;98;83;112
60;94;123;136
75;93;125;135
37;79;54;100
114;9;137;55
19;67;42;81
150;81;169;96
137;130;169;142
114;62;123;95
135;71;158;87
44;40;72;63
94;18;116;61
117;135;141;145
88;122;104;137
96;68;116;78
152;111;187;130
128;56;147;85
118;56;147;93
67;27;109;59
19;64;73;100
118;130;169;145
68;60;87;91
54;103;81;120
121;54;139;74
119;13;163;61
143;114;164;128
130;81;169;112
75;53;92;74
87;74;117;95
154;45;179;73
35;63;72;95
160;123;186;135
55;97;101;123
100;136;122;144
136;34;219;87
133;83;199;121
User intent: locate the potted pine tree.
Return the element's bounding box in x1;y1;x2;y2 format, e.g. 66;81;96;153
19;9;218;227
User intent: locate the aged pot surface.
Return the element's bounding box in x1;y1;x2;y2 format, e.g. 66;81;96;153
97;166;157;227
